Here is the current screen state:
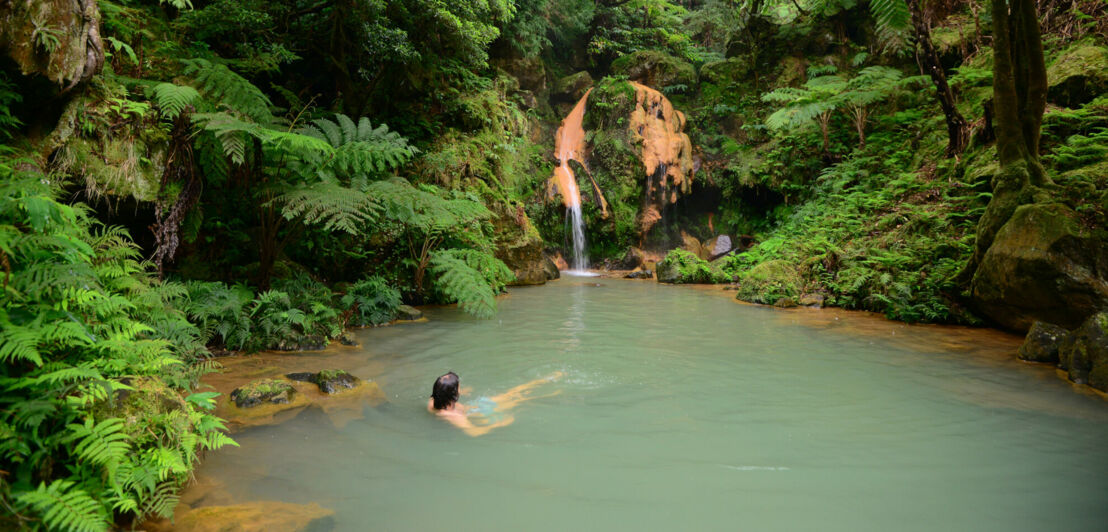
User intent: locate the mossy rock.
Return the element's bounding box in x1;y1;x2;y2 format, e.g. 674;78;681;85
1046;42;1108;108
0;0;103;87
734;260;802;305
1059;312;1108;391
656;249;725;284
230;379;296;408
312;369;360;394
1017;321;1070;364
611;50;696;90
494;55;546;92
774;56;808;88
971;203;1108;331
700;55;754;86
553;71;593;102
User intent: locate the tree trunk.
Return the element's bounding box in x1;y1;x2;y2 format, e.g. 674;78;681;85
959;0;1051;283
907;0;969;157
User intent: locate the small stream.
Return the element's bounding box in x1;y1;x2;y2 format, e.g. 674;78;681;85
184;275;1108;531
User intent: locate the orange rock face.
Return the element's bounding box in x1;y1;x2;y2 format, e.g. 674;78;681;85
547;81;695;237
628;82;695;235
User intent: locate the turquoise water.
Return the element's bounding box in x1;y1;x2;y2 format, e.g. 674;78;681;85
189;275;1108;531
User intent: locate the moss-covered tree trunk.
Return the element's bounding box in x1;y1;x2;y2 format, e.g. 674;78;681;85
961;0;1051;281
907;0;968;157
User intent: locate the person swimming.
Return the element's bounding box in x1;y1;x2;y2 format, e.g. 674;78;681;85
428;371;563;437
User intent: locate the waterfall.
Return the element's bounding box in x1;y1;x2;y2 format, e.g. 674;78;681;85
551;90;595;271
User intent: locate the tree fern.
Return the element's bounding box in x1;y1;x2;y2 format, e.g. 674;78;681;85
299;114;418;182
181;58;273;123
430;250;499;318
434;248;515;293
869;0;911;46
273;182;381;233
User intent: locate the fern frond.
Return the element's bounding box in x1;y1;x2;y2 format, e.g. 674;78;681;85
16;480;110;532
67;417;131;472
430;251;499;318
272;182;381;233
147;83;200;121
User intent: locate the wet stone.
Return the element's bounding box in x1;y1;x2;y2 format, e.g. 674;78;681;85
798;293;826;308
397;304;423;321
624;270;654;279
312;370;361;394
1017;321;1070;364
231;379;296;408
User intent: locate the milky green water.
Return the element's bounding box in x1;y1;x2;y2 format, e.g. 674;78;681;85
190;275;1108;531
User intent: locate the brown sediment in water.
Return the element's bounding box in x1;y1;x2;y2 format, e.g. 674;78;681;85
548;89;609;216
202;345;390;431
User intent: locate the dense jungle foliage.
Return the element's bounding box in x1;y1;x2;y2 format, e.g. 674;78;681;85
1;0;1106;529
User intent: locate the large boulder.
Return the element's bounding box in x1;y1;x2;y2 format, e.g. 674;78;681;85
1059;312;1108;390
971;203;1108;331
611;50;696;90
0;0;104;88
553;71;593;103
1017;321;1070;363
1046;43;1108;108
495;55;546;93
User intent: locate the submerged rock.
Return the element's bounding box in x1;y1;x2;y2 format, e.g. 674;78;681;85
172;501;335;532
625;269;653;280
971;203;1108;331
1059;312;1108;390
1017;322;1070;364
230;379;296;408
396;304;422;321
338;333;358;346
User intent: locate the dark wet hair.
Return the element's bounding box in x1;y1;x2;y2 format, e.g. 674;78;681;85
431;372;460;410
